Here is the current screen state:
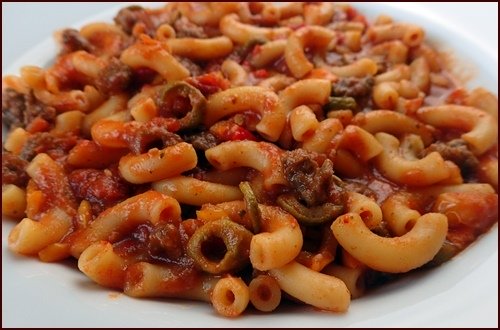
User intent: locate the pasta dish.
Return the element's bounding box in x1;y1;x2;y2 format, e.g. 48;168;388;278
2;2;498;317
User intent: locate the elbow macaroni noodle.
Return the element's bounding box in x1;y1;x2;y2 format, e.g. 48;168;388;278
2;2;498;318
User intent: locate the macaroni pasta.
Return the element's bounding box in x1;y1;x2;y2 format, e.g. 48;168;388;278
2;1;498;318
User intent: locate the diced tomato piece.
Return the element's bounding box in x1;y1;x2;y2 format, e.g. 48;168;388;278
210;121;257;141
186;72;231;97
26;117;50;133
433;191;498;233
445;88;468;105
253;69;269;79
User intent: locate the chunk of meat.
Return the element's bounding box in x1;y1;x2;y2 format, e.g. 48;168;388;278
2;152;29;187
2;89;56;130
2;88;25;128
23;92;57;131
332;77;375;97
19;132;78;161
147;222;184;260
68;168;130;216
114;5;153;35
96;58;133;95
177;57;203;77
421;139;479;176
282;149;345;206
60;28;94;55
126;118;184;154
173;16;207;38
184;131;219;151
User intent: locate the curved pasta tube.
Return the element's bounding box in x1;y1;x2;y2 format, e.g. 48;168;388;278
279;79;331;113
372;82;399;109
69;191;181;257
34;88;92;113
367;23;425;47
153;176;243;206
322;264;366;299
302;118;343;154
278;2;304;19
68;50;106;80
285;26;336;78
416;105;498;155
249;275;282;312
3;73;31;94
346;191;383;229
331;212;447;273
413;183;496;200
120;35;189;82
369;40;409;64
78;241;129;289
3;127;29;155
410;57;430;93
25;153;77;212
83;94;128;135
8;207;73;255
340;30;363;52
268;261;350;312
205;86;285;141
166;36;233;61
465;87;498;120
374;64;411;84
124;262;213;301
352;110;434;145
205;141;287;189
2;184;26;220
122;262;206;301
38;242;71;262
238;2;281;25
220;13;291;44
211;276;250;317
250;40;287;68
258;74;296;92
374;132;451;186
178;2;240;26
67;140;128;169
52;110;85;134
119;142;197;184
155;23;176;40
221;59;248;87
250;205;303;271
289;105;319;141
478;156;498;189
329;58;378;78
303;2;335;25
381;192;422;236
338;125;384;162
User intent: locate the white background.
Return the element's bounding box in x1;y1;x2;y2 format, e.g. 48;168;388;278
2;2;499;328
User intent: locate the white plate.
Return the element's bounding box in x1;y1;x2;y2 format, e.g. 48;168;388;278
2;3;498;327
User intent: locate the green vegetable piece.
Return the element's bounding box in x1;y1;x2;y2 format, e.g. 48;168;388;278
325;96;357;111
276;194;344;225
187;218;253;274
157;81;206;130
239;181;261;233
